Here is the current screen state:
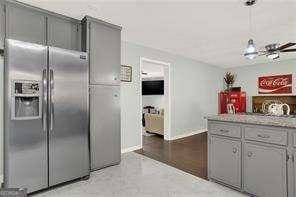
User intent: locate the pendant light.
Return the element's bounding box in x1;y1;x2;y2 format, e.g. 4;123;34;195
244;39;258;59
244;0;258;59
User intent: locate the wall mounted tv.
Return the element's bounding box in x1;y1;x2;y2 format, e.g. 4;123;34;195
142;80;164;95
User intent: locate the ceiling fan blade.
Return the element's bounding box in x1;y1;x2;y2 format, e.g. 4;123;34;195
273;56;280;60
277;43;296;50
281;48;296;52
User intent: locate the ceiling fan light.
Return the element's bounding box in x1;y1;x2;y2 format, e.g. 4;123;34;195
244;39;258;59
244;52;258;59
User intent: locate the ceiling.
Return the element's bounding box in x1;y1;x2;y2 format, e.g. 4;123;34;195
20;0;296;68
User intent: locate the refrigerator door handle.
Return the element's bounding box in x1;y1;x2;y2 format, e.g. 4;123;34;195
42;69;48;132
49;69;54;131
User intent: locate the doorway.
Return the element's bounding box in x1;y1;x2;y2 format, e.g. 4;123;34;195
140;57;171;148
136;57;208;180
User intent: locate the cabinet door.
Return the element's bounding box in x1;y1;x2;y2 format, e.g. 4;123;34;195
47;16;80;50
0;4;5;49
6;4;46;45
244;143;287;197
90;85;121;170
209;136;241;188
89;21;121;85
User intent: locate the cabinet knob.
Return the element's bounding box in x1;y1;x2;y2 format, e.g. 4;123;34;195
114;94;118;97
247;152;253;157
114;77;117;81
219;129;230;133
257;134;270;139
233;147;238;154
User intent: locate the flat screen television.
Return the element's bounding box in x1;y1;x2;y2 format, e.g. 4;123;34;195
142;80;164;95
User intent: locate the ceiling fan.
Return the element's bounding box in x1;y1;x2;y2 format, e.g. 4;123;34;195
258;43;296;60
243;0;296;60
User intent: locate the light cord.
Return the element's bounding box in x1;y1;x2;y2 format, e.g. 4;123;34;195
249;5;252;38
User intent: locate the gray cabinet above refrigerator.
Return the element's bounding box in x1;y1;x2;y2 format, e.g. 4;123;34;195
5;3;47;45
3;0;81;50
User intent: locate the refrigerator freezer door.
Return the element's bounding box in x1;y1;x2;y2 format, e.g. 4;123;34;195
90;85;121;170
4;39;48;193
48;47;89;186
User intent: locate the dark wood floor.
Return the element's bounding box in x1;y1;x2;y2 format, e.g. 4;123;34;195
135;132;208;179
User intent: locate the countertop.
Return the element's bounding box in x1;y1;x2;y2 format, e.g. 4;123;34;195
207;114;296;129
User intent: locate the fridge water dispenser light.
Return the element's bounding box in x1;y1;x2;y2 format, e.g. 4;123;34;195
15;97;39;118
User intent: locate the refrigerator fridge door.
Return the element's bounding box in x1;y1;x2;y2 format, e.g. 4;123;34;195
48;47;89;186
4;39;48;192
90;85;120;170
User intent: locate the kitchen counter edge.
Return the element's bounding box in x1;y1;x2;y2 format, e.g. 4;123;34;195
206;114;296;129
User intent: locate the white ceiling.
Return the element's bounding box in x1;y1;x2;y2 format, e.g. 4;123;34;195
20;0;296;68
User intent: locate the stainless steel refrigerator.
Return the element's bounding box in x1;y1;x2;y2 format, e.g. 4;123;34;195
3;39;89;193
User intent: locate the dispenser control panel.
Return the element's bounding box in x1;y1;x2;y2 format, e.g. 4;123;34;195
15;81;40;95
11;80;42;120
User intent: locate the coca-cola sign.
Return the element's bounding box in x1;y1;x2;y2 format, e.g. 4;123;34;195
258;74;292;94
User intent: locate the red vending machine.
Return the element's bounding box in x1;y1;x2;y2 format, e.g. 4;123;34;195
219;91;246;114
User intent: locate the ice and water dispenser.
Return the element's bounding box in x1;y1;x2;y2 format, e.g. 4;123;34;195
11;80;42;120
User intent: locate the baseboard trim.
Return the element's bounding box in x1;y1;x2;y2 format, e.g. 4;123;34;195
169;129;206;141
121;145;142;154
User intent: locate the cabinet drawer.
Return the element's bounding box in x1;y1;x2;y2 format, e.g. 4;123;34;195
244;127;287;146
209;123;241;138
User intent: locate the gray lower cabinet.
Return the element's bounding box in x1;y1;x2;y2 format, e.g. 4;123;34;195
209;136;241;188
208;121;293;197
47;16;80;50
244;143;287;197
5;4;46;45
82;16;121;85
0;4;5;49
90;85;121;170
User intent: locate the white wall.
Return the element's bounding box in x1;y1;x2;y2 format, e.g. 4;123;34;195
121;41;224;150
0;56;3;178
229;59;296;112
142;95;165;109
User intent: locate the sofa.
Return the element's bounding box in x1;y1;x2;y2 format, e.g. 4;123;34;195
144;109;164;135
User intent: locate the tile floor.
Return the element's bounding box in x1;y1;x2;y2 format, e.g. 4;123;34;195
34;152;247;197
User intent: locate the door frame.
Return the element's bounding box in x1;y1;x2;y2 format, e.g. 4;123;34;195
140;57;171;145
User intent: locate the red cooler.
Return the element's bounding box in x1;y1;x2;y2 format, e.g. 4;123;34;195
219;91;246;114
